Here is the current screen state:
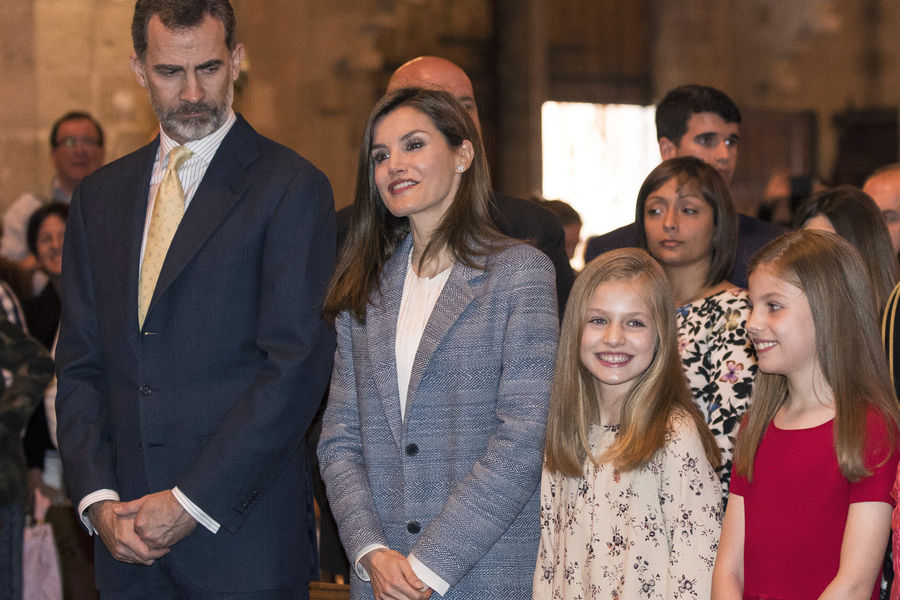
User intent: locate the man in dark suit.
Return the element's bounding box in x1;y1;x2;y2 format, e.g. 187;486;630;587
584;85;783;288
55;1;335;596
337;56;574;314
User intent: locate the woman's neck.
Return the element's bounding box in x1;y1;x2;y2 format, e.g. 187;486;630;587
410;228;452;278
663;261;729;307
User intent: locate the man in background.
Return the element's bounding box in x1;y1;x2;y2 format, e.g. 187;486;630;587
3;112;105;272
584;85;782;288
864;164;900;255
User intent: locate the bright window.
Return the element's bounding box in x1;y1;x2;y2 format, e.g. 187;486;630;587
542;102;660;268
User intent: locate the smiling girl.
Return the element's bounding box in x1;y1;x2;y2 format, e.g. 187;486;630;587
713;230;900;600
534;248;722;599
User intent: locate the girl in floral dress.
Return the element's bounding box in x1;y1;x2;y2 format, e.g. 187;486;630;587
636;157;757;496
534;248;722;600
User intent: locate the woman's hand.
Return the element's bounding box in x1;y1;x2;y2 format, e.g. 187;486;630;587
360;548;432;600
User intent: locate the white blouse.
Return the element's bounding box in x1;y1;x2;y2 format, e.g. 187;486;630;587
395;253;452;421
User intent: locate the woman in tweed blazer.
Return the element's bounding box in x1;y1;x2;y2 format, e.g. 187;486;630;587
318;88;558;600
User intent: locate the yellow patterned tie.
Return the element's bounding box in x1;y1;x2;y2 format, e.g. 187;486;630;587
138;145;193;327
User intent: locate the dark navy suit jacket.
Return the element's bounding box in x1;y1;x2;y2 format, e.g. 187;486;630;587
56;116;336;592
584;214;784;289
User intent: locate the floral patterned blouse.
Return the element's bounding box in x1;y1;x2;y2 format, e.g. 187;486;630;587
676;288;756;497
533;414;723;600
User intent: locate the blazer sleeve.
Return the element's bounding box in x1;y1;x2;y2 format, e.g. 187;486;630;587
56;188;119;505
317;311;391;561
411;249;557;587
174;168;337;532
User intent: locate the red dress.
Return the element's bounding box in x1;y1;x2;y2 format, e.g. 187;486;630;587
730;410;897;600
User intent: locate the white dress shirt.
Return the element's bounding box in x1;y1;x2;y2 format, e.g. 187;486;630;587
354;254;452;595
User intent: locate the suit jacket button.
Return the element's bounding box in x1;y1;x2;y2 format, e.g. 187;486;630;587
407;521;420;534
139;385;152;396
405;443;418;456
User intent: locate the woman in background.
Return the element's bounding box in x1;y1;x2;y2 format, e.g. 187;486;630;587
636;156;755;495
795;184;898;313
23;202;67;496
22;202;67;349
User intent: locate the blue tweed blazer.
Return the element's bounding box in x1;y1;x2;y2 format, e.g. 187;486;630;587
319;235;558;599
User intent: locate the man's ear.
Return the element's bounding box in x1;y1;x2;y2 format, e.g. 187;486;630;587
658;137;677;160
230;44;245;82
130;54;147;88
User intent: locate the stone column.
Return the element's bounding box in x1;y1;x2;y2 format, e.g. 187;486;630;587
494;0;546;199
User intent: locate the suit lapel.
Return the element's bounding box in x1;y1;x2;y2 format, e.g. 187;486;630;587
366;236;411;447
405;254;482;417
106;140;158;347
145;117;258;320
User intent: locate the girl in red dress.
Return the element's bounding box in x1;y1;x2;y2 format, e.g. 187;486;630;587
712;229;900;600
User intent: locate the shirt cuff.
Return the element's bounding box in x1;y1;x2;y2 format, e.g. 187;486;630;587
408;554;449;596
353;543;389;581
78;489;120;533
172;486;220;533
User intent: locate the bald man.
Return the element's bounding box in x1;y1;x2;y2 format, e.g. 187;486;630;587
864;164;900;255
337;56;573;314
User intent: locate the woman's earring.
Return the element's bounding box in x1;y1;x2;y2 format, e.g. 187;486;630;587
457;165;464;172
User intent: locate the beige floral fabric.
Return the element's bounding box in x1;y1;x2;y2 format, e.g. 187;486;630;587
533;414;722;600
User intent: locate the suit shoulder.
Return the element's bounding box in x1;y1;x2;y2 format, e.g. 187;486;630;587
591;223;638;248
74;142;157;210
584;223;638;262
250;132;326;179
492;193;562;237
738;214;784;240
83;142;156;187
223;118;328;190
493;193;551;219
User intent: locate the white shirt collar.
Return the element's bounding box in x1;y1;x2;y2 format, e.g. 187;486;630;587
157;108;237;165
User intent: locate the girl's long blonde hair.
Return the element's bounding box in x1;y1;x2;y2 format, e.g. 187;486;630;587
734;230;900;481
544;248;720;476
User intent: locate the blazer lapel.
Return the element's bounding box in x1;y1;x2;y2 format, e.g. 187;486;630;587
145;117;258;320
405;255;482;417
106;139;158;348
366;236;411;447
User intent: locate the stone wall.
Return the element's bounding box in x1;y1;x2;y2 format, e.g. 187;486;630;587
0;0;155;207
3;0;900;214
0;0;496;211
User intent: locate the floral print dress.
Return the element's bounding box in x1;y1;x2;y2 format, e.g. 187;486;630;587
676;288;756;496
533;414;723;599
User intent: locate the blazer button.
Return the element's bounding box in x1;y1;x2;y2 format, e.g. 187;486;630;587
139;385;152;396
407;521;421;534
405;443;418;456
